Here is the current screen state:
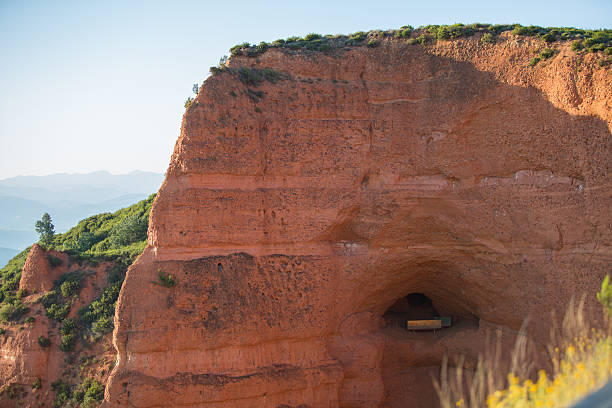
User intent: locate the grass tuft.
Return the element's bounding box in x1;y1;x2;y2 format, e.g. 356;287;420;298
435;279;612;408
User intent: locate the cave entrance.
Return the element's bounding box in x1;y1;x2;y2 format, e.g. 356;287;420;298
377;292;479;407
383;293;440;328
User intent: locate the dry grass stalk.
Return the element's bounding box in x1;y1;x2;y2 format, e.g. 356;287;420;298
434;296;609;408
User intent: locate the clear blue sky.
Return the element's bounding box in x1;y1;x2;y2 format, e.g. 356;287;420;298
1;0;610;179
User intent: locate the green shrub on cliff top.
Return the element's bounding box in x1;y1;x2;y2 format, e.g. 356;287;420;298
481;33;495;43
227;24;611;62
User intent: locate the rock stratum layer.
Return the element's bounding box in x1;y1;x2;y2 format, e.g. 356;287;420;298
103;33;611;408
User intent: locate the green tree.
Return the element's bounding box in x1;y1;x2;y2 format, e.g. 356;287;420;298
35;213;55;247
75;231;96;252
192;83;199;95
109;214;148;248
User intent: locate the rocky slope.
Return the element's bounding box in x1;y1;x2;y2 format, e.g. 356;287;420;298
0;245;115;407
102;32;612;407
0;196;154;407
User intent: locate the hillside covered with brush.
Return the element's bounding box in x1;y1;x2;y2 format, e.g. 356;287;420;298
0;194;155;407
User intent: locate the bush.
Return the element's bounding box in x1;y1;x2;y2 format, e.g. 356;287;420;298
529;56;541;67
512;25;541;36
571;40;584;51
0;301;25;322
49;378;105;407
236;67;263;86
43;275;81;321
92;315;113;333
47;255;63;268
109;214;147;248
52;193;154;262
367;39;379;47
79;281;122;334
70;378;104;407
32;377;41;390
38;335;51;347
41;290;57;307
0;247;31;304
60;279;81;298
436;26;451;40
154;269;177;288
481;33;495;44
597;58;611;67
416;34;432;45
395;28;413;39
52;380;72;407
24;316;34;323
63;232;97;253
349;31;366;42
184;96;193;109
304;33;322;41
231;67;286;87
540;47;556;59
46;302;70;321
59;319;76;352
229;42;250;56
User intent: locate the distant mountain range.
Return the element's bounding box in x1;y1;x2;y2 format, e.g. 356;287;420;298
0;171;164;261
0;247;19;269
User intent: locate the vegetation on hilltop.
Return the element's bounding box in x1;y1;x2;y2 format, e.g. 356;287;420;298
0;194;155;406
52;193;154;262
0;193;154;317
223;23;611;67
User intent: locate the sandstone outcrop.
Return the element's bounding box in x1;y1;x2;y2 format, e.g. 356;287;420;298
104;33;611;407
18;244;65;294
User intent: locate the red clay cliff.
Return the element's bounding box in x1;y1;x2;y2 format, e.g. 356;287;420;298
103;33;611;407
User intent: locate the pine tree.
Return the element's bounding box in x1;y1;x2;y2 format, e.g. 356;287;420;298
35;213;55;247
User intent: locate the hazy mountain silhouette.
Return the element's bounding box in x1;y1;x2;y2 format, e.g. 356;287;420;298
0;247;19;268
0;171;163;257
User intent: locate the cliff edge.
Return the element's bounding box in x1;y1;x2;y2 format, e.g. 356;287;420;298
104;32;611;408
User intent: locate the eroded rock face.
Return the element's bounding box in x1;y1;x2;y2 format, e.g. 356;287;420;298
18;244;64;294
104;34;611;407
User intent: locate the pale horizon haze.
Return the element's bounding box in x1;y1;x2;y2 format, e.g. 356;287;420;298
1;0;610;179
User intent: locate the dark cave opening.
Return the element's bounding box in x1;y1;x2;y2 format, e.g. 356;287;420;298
378;292;481;407
382;293;440;328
